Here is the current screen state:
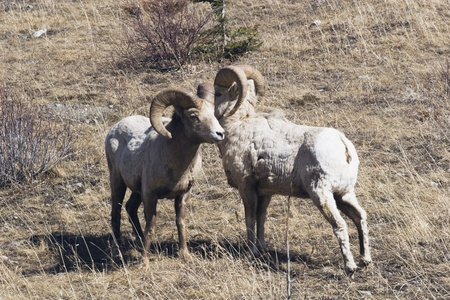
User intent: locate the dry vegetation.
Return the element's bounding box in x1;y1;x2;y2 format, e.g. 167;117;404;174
1;0;449;299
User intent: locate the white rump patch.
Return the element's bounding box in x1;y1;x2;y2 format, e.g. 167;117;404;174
109;138;119;153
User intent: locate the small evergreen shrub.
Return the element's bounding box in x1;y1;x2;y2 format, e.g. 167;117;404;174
194;0;262;61
120;0;262;71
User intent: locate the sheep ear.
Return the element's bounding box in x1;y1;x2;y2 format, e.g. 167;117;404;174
229;82;240;100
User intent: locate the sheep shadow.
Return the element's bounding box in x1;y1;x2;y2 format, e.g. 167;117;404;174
189;239;311;274
27;232;140;274
26;233;311;276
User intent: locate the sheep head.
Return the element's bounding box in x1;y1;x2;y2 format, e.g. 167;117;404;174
214;64;265;118
150;87;224;143
196;82;215;104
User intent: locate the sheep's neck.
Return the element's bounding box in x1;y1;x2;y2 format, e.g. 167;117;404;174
220;101;256;124
164;119;201;166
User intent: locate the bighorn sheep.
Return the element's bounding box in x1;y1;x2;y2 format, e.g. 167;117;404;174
213;65;371;273
105;83;224;258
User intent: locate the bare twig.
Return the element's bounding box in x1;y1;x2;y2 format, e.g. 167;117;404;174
121;0;212;70
0;86;72;187
285;182;293;299
441;58;450;97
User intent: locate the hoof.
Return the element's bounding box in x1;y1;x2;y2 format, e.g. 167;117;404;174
133;237;145;251
359;257;372;268
142;256;151;268
246;244;267;259
178;248;191;260
111;246;122;264
345;262;358;275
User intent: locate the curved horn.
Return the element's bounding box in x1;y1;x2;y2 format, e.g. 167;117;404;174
214;65;248;117
234;64;265;97
196;82;215;104
150;88;202;139
214;65;265;116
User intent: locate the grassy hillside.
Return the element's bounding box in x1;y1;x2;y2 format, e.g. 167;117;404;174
1;0;449;298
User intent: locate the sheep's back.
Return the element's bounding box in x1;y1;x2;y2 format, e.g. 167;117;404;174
105;115;160;192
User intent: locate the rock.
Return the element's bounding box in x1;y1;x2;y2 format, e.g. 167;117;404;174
310;20;322;27
358;290;372;296
32;29;47;38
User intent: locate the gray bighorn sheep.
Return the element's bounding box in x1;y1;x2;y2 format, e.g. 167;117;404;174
105;84;224;258
213;65;371;273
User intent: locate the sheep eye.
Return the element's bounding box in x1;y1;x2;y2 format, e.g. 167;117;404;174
190;115;200;122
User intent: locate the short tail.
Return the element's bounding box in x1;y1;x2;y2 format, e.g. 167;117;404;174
340;136;352;164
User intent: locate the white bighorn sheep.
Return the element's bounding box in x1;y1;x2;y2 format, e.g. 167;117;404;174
105;83;225;258
213;65;371;273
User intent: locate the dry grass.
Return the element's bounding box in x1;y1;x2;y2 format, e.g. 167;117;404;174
1;0;449;299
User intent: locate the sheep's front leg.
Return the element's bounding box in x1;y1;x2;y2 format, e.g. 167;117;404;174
142;193;158;260
175;191;190;259
239;181;259;256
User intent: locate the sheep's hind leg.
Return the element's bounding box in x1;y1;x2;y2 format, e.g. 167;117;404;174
335;191;372;266
175;191;191;259
311;188;357;274
256;195;272;253
110;178;127;247
126;192;144;247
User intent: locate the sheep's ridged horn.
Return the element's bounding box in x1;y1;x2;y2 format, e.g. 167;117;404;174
234;64;265;97
214;65;248;117
197;82;215;104
214;65;265;116
150;88;202;139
